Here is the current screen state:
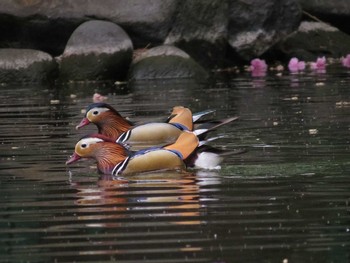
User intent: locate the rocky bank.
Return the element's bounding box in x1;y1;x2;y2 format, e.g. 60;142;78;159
0;0;349;83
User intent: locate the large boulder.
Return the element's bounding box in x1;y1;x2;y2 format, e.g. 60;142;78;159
227;0;302;61
0;0;178;55
128;45;208;81
165;0;229;68
277;21;350;61
164;0;302;65
0;49;57;83
58;20;133;81
299;0;350;34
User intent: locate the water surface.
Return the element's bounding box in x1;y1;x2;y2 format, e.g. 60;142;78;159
0;67;349;262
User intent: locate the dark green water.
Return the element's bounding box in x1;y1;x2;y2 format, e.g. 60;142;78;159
0;67;349;263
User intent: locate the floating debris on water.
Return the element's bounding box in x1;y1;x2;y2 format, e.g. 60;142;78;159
50;99;60;105
309;128;318;135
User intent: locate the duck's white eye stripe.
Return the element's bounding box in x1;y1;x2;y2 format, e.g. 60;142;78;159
89;107;110;114
80;138;104;145
86;107;111;120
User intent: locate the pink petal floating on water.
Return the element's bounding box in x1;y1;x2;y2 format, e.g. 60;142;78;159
310;56;326;70
288;57;305;72
93;93;108;103
298;61;306;70
250;58;267;77
288;57;299;72
341;54;350;68
250;58;268;71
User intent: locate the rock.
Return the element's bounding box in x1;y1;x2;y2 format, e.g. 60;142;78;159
300;0;350;16
165;0;229;68
228;0;301;61
277;21;350;60
58;20;133;81
0;0;178;55
128;45;208;80
0;49;57;83
299;0;350;34
165;0;301;65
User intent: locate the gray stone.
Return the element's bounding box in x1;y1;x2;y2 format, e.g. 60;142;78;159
129;45;208;80
228;0;301;60
58;20;133;81
165;0;228;67
299;0;350;34
300;0;350;16
0;49;57;83
278;21;350;60
164;0;301;64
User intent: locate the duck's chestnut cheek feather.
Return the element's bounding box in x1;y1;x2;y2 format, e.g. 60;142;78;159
76;117;90;130
66;152;82;165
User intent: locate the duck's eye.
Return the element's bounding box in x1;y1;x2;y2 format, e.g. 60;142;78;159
81;143;87;148
93;110;99;115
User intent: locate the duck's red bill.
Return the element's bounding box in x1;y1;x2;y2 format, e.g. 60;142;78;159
76;117;90;130
66;153;81;165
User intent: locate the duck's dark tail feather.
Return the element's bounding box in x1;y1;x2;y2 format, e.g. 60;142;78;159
194;116;239;140
192;109;216;122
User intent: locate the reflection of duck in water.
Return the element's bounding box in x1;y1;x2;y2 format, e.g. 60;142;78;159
74;172;207;228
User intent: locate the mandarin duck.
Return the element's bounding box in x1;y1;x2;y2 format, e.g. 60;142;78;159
66;116;240;175
75;103;215;146
66;131;201;176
